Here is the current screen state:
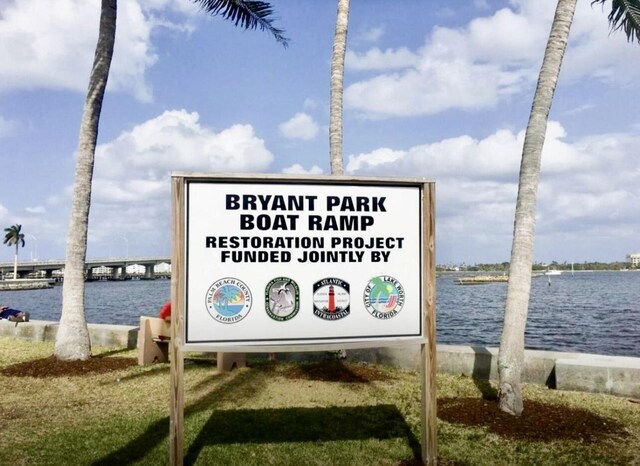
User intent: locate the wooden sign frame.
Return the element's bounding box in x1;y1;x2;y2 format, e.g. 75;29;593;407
169;173;436;465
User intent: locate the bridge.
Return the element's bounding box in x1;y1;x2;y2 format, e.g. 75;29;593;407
0;256;171;280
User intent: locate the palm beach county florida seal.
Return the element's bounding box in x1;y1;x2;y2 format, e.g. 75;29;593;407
265;277;300;321
364;276;405;319
205;277;252;324
313;278;350;320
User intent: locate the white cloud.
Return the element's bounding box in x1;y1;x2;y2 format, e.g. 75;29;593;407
564;104;596;115
84;109;273;250
347;148;405;172
0;0;196;101
94;109;273;193
346;47;420;71
279;113;319;140
25;206;46;214
303;98;319;110
559;0;640;85
346;121;640;260
281;164;324;175
355;26;385;43
344;0;640;118
344;5;543;117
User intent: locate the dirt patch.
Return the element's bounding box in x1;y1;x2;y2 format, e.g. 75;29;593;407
1;355;137;377
281;360;394;383
438;397;630;443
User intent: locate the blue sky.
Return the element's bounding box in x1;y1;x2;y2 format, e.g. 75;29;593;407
1;0;639;265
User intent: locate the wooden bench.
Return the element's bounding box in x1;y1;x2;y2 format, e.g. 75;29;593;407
137;316;245;372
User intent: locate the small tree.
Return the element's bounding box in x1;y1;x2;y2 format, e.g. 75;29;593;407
3;224;26;280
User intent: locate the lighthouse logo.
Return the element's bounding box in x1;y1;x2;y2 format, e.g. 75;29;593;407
364;275;404;319
313;278;350;320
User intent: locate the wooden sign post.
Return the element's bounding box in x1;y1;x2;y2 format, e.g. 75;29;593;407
170;174;436;465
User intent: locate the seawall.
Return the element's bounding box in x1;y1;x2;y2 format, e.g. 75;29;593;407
1;320;638;399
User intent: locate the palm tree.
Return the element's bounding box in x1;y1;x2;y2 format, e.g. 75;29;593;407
3;224;25;280
498;0;640;415
593;0;640;42
329;0;350;175
54;0;288;361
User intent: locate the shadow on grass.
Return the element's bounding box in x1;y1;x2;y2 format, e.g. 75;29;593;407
91;416;170;466
92;365;420;465
471;346;498;400
185;404;421;464
92;366;267;465
280;359;394;383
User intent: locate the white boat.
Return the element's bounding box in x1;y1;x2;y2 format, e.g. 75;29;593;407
544;270;562;276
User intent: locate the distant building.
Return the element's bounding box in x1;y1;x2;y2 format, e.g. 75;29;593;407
627;253;640;267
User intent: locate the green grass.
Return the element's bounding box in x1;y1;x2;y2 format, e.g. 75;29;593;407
0;337;638;465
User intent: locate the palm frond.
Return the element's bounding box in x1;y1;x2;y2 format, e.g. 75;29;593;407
3;224;25;247
592;0;640;43
193;0;289;47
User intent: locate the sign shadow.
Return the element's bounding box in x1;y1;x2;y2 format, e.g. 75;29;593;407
184;404;421;464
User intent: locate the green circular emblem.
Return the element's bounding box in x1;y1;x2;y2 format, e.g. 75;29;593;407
265;277;300;321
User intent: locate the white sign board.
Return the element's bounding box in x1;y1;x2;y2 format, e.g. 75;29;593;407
183;176;426;347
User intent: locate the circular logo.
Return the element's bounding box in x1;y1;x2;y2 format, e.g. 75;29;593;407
364;276;404;319
265;277;300;321
205;277;252;324
313;278;350;320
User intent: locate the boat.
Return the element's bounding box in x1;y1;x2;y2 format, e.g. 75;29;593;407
456;275;508;285
544;270;562;276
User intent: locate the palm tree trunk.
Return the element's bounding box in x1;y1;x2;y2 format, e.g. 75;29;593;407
497;0;576;415
329;0;350;175
12;246;18;280
55;0;117;361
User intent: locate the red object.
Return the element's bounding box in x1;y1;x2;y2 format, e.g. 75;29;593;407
159;301;171;320
328;285;335;313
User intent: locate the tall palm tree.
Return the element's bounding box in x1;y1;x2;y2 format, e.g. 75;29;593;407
497;0;577;416
54;0;288;361
498;0;640;415
3;224;25;280
329;0;350;175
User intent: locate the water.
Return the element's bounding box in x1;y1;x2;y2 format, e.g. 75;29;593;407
2;272;639;357
0;280;170;327
437;271;640;357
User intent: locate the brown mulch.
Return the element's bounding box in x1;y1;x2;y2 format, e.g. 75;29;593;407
1;357;632;447
1;355;137;377
438;397;630;443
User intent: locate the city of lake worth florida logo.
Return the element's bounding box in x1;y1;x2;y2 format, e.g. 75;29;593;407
364;276;405;319
313;278;350;320
265;277;300;321
205;277;252;324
